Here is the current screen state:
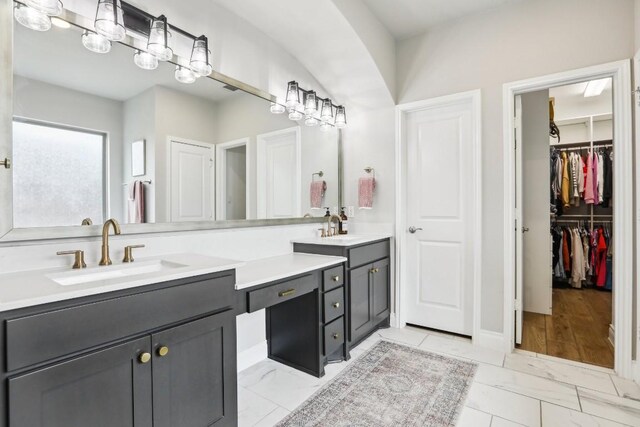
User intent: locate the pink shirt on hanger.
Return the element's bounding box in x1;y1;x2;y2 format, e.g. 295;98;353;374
584;152;595;204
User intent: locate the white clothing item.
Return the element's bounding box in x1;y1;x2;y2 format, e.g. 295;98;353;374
597;152;604;204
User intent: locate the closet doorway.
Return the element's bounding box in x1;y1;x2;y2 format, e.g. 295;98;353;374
516;80;614;368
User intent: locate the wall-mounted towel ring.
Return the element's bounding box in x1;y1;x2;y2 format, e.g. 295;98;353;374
312;171;324;181
364;167;375;179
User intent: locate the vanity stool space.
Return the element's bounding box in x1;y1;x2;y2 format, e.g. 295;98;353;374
234;254;347;378
293;237;392;351
0;271;238;427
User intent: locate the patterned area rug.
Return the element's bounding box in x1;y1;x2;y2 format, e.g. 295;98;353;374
277;340;477;427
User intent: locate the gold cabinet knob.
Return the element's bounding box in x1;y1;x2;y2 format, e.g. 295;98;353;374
370;267;379;274
138;352;151;364
332;333;340;340
157;346;169;357
332;302;340;308
332;275;340;282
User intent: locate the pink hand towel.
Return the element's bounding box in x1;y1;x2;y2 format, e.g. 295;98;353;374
358;177;376;209
310;180;326;208
128;180;146;223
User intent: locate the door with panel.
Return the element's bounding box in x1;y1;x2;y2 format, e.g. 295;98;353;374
170;139;214;222
152;311;237;427
403;95;479;336
372;258;390;325
8;337;153;427
349;263;373;344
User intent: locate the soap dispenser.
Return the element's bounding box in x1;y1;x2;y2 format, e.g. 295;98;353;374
339;207;348;234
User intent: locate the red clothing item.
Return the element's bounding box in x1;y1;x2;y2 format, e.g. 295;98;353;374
563;229;571;273
596;230;607;287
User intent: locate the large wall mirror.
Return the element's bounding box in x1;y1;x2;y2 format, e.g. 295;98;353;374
1;1;340;240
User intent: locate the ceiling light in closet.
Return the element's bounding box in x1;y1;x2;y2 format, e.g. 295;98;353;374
175;65;197;84
320;99;333;122
81;30;111;53
190;35;212;77
334;106;346;129
270;103;286;114
94;0;125;41
584;78;609;98
51;17;70;28
288;108;303;121
134;50;158;70
14;3;51;31
285;81;300;108
147;15;173;60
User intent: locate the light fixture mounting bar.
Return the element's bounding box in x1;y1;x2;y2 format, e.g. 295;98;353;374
120;1;197;41
291;81;341;111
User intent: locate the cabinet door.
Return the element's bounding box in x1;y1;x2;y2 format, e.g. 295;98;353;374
152;310;237;427
349;263;373;343
372;258;391;324
9;337;152;427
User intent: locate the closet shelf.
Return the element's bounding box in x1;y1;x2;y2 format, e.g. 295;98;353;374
551;139;612;149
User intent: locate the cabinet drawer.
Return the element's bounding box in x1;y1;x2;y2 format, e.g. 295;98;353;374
324;316;344;356
322;266;344;292
323;287;344;323
348;240;389;268
5;273;235;372
248;274;316;313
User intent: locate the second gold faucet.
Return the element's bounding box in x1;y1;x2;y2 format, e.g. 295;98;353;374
99;218;121;266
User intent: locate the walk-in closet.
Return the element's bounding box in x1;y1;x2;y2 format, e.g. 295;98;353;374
517;79;614;368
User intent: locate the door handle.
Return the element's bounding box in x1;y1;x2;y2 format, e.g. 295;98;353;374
408;226;423;234
522;227;530;233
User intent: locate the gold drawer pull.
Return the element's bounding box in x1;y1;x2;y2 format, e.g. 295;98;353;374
332;333;340;340
370;267;379;274
138;352;151;364
331;275;340;282
332;302;340;308
278;289;296;297
157;346;169;357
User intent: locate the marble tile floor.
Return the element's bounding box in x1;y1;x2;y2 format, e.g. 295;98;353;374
237;325;640;426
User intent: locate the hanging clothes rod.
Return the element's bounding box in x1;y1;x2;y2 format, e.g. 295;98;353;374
122;180;152;186
551;139;612;149
556;214;613;218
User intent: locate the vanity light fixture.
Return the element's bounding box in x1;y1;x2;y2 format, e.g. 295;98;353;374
334;106;347;129
320;121;333;132
190;35;212;77
14;2;51;31
285;81;301;108
94;0;125;41
51;16;70;28
304;91;317;115
147;15;173;61
175;65;197;84
320;99;333;122
81;30;111;53
304;116;319;127
270;103;286;114
133;50;158;70
288;108;303;121
25;0;63;16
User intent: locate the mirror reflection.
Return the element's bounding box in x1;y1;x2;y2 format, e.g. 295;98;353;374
12;19;338;228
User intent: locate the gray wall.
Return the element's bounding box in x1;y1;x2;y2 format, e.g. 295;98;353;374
225;145;247;220
395;0;635;332
13;75;124;223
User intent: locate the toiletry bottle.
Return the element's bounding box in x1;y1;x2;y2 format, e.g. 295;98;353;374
339;207;348;234
324;207;331;217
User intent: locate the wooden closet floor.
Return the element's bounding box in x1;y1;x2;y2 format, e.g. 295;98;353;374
517;288;613;369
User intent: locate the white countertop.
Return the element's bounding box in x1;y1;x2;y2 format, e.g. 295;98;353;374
0;253;244;312
291;233;392;247
235;253;347;290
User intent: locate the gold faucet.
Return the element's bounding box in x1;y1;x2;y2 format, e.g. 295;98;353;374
99;218;121;266
327;215;342;237
81;217;93;226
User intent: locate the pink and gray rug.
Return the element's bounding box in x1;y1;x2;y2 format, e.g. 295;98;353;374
277;340;476;427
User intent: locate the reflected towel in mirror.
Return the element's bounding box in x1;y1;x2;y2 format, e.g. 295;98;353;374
310;180;327;209
128;180;146;223
358;177;376;209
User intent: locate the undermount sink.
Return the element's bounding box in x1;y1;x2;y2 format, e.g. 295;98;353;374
48;259;187;286
326;235;361;241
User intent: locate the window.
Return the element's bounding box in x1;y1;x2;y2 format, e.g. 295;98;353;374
12;119;106;228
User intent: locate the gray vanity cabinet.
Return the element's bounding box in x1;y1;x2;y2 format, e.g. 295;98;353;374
294;238;391;350
0;271;237;427
9;337;153;427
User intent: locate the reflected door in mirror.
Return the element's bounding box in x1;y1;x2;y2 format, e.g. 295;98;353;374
170;140;214;222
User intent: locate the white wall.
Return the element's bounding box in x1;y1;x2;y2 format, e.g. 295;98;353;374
396;0;636;332
225;146;247;220
13;75;124;222
636;0;640;52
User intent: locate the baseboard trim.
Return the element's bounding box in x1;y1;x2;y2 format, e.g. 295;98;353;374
608;324;615;347
390;313;399;328
237;340;267;373
474;329;505;352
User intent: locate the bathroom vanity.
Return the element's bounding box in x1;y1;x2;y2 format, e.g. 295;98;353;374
0;252;346;427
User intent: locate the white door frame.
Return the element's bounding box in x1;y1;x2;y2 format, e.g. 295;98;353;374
395;90;484;346
634;49;640;383
256;126;302;219
503;60;633;378
215;137;250;220
167;136;215;222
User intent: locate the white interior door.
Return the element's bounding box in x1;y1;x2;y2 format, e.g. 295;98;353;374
521;90;552;316
256;127;301;219
170;140;213;222
515;95;524;345
404;94;479;336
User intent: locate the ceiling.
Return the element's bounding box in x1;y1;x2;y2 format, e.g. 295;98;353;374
361;0;521;40
549;79;613;122
13;21;238;103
